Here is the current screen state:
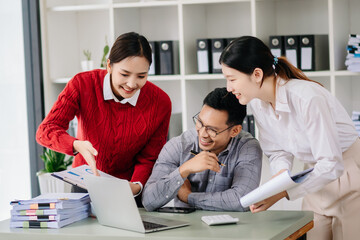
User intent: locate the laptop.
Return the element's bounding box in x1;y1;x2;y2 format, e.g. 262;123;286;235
83;175;189;233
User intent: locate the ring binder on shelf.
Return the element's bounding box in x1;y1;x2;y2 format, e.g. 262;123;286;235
285;36;300;68
242;115;249;133
211;38;227;73
226;38;236;46
299;35;314;71
300;35;329;71
269;36;285;58
159;41;179;75
196;39;212;74
149;41;160;75
247;115;255;137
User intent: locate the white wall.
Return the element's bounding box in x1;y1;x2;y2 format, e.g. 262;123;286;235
0;0;31;221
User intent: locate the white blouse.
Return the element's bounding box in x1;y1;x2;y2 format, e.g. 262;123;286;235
249;78;358;200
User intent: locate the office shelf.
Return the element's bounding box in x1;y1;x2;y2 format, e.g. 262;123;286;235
40;0;360;131
39;0;360;212
334;70;360;77
184;74;224;80
48;4;110;12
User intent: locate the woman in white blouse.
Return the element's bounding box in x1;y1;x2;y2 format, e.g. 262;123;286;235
220;36;360;240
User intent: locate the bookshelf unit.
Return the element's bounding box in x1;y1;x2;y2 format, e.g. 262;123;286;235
40;0;360;129
40;0;360;209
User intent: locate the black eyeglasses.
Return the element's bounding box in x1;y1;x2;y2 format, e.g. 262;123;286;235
192;113;234;138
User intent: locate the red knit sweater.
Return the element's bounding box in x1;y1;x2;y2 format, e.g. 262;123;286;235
36;69;172;186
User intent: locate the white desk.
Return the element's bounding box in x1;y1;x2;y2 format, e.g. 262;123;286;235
0;209;313;240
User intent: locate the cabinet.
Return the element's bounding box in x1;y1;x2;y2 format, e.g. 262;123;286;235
40;0;360;131
40;0;360;210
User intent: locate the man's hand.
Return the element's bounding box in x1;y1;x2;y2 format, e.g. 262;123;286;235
177;179;192;203
179;151;220;178
73;140;99;176
129;182;141;196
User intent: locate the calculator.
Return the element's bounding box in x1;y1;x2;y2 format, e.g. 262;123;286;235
201;214;239;226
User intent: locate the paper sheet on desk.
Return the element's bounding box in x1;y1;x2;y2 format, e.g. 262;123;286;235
240;168;314;208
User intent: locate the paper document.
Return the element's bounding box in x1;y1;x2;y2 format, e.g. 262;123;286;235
10;193;90;210
11;211;81;221
10;211;89;229
11;204;90;216
240;168;314;208
51;165;116;190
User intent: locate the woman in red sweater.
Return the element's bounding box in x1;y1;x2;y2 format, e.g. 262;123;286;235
36;32;172;197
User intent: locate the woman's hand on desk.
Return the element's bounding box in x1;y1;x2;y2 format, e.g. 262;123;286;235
73;140;100;176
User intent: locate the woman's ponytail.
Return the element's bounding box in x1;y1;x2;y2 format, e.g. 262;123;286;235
220;36;322;86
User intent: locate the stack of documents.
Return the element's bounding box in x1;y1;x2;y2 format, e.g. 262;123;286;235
352;111;360;136
345;34;360;72
10;193;90;229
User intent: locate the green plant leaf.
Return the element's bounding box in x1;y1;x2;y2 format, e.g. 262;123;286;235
45;159;54;173
39;149;74;173
83;49;91;61
103;45;109;55
100;42;110;68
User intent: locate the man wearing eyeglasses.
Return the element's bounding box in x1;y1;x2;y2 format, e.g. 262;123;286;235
142;87;262;211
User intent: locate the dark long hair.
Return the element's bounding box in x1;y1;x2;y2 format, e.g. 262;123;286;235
219;36;321;87
108;32;152;66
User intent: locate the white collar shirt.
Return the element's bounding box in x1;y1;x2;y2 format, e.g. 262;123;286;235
249;78;358;199
103;73;140;106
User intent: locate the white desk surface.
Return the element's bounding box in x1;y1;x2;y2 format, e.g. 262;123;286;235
0;209;313;240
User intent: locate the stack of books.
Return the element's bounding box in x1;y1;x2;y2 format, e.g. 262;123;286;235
10;193;90;229
352;111;360;136
345;34;360;72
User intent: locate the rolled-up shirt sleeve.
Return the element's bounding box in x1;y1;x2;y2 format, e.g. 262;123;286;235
187;139;262;211
142;138;185;211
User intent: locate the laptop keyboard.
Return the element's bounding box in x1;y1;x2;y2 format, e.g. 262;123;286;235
142;220;167;230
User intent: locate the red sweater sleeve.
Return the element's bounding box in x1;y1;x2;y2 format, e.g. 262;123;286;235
130;88;172;186
36;75;81;155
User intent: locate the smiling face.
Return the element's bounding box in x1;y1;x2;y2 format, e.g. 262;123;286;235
222;64;260;105
196;105;240;155
107;56;149;100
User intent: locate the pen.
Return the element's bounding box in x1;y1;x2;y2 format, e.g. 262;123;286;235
190;150;226;167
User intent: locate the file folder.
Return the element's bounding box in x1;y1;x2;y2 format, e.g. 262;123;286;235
242;115;249;133
269;36;285;58
226;38;236;46
300;35;329;71
285;36;300;68
197;39;212;74
148;41;160;75
211;38;227;73
247;115;255;137
159;41;179;75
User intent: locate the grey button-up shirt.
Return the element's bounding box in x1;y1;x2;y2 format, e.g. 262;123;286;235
142;129;262;211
